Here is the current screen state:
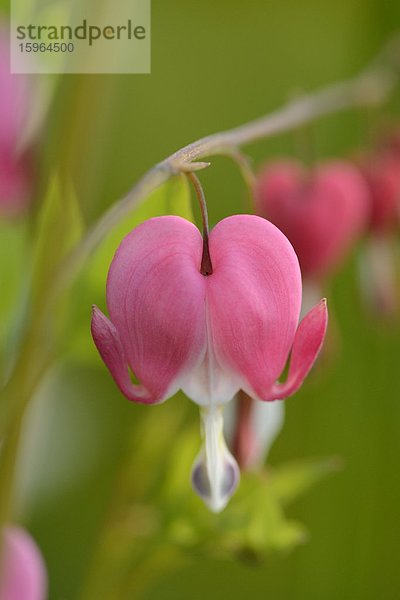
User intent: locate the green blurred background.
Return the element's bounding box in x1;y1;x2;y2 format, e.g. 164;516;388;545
3;0;400;598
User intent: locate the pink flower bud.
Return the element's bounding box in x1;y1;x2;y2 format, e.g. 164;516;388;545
255;160;370;279
0;526;47;600
0;26;33;217
91;215;327;509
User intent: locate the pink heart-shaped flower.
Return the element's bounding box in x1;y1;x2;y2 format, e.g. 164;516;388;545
91;214;328;510
255;160;370;279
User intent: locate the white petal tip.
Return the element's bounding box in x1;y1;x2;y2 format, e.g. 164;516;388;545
191;451;240;512
191;407;240;512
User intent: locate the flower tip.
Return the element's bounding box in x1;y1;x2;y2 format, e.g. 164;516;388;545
191;451;240;513
317;297;329;324
266;297;328;401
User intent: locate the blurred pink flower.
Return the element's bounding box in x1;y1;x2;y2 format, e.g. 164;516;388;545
0;27;33;217
91;215;327;510
0;525;47;600
255;160;370;280
361;152;400;233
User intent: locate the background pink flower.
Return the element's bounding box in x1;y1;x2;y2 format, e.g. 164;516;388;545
0;26;33;217
255;159;370;280
0;525;47;600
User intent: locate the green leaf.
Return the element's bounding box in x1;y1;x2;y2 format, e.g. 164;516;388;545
207;472;307;559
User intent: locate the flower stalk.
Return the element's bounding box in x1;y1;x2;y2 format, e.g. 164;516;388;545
186;172;213;276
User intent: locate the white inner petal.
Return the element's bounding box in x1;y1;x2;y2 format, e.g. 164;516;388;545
191;407;240;512
179;298;243;407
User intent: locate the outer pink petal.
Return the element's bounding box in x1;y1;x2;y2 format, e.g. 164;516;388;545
105;216;207;403
267;299;328;400
206;215;302;400
91;306;159;404
0;526;47;600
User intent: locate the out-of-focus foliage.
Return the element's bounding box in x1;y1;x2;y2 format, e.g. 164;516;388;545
0;220;27;372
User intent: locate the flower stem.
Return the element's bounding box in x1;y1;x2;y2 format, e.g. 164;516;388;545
186;172;213;276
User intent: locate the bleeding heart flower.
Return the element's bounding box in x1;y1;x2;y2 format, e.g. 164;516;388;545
0;26;34;217
91;214;327;511
255;160;370;280
0;525;47;600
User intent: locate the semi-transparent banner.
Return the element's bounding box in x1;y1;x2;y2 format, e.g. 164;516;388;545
10;0;151;73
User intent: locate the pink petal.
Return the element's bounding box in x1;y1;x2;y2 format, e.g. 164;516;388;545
0;526;47;600
268;298;328;400
91;306;160;404
206;215;302;401
103;216;207;402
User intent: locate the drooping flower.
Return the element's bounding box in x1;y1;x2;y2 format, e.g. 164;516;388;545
0;525;47;600
0;26;34;217
91;214;327;511
255;159;370;281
